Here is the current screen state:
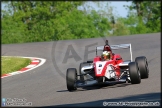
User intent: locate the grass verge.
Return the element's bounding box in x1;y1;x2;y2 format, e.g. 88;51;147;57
1;56;31;75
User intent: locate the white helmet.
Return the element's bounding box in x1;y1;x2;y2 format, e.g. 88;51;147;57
102;51;110;60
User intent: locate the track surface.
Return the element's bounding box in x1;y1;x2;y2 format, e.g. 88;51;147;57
2;33;161;107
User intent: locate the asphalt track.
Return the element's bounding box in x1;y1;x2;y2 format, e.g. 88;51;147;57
2;33;161;107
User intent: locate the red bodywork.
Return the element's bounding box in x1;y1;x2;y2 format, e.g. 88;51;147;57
93;54;123;79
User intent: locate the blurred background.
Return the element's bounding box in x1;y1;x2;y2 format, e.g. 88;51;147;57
1;1;161;44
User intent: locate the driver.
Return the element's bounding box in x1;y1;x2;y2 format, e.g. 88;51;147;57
102;51;111;60
102;40;113;60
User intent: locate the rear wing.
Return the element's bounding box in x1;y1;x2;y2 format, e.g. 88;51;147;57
96;43;133;61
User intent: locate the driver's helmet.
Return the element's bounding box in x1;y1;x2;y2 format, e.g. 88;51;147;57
102;51;111;60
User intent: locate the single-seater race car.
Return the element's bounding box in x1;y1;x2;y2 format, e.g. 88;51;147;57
66;40;149;92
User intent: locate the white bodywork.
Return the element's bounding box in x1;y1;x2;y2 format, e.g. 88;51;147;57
81;65;94;79
105;65;116;79
95;61;116;79
118;60;131;66
95;61;107;74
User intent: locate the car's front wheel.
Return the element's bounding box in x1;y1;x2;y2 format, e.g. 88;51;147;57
66;68;77;92
128;62;141;84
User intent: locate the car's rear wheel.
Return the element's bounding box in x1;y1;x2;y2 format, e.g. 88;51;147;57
129;62;141;84
79;62;88;81
66;68;77;92
135;56;149;79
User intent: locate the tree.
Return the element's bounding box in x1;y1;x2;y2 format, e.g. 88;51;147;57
125;1;161;33
2;1;112;44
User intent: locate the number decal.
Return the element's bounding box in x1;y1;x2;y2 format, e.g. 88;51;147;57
99;64;102;67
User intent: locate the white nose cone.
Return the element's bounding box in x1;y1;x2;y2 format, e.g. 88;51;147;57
105;65;115;79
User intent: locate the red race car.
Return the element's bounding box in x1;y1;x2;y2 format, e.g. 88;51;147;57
66;40;149;92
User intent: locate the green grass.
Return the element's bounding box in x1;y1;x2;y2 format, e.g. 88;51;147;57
1;56;31;75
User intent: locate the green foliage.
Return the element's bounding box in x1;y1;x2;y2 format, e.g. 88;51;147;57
125;1;161;34
113;18;130;36
1;1;161;44
2;1;112;44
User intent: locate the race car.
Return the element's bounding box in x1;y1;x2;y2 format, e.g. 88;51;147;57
66;40;149;92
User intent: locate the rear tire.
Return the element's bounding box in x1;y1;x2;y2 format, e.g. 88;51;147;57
129;62;141;84
66;68;77;92
135;56;149;79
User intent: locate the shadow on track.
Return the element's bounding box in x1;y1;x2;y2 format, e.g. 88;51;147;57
57;83;131;92
42;92;161;107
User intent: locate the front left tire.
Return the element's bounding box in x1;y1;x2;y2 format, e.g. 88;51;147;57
66;68;77;92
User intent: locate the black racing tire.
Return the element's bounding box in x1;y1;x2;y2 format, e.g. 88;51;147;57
135;56;149;79
66;68;77;92
129;62;141;84
79;62;88;81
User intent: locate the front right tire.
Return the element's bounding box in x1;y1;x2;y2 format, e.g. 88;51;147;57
128;62;141;84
